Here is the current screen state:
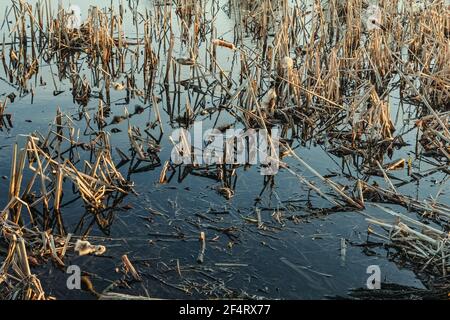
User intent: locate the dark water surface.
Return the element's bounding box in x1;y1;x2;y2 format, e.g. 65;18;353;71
0;0;447;299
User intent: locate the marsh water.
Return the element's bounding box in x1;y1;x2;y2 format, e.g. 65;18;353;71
0;0;447;299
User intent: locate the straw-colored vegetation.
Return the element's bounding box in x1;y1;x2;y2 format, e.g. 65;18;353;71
0;0;449;299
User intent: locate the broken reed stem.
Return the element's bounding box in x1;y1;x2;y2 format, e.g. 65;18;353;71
197;231;206;264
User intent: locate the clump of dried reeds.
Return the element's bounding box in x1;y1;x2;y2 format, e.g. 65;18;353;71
0;99;13;130
0;231;47;300
417;112;450;160
0;107;134;299
365;204;449;277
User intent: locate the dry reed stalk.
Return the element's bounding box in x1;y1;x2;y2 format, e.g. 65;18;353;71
121;254;142;281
